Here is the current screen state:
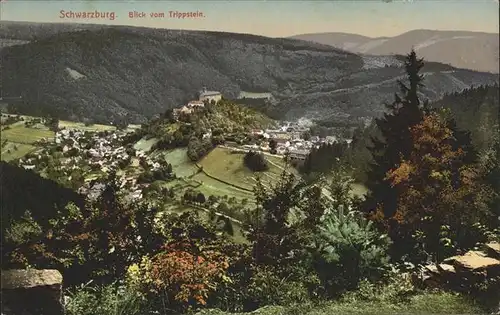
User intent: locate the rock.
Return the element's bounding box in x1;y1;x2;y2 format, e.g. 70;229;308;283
437;263;456;274
469;250;488;257
1;269;62;289
484;242;500;260
1;269;64;315
443;255;461;264
416;248;500;293
452;251;500;276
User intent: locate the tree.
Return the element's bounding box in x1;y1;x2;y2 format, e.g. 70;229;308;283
249;171;308;265
5;172;163;286
217;202;229;215
196;192;206;205
364;49;426;217
244;151;269;172
269;139;277;154
165;163;173;174
314;206;391;296
45;116;59;132
480;121;500;218
301;142;348;177
302;130;311;141
207;195;218;206
183;190;194;204
162;109;176;122
370;112;495;262
128;241;230;311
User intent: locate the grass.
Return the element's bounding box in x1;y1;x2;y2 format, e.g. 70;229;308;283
133;137;159;152
1;126;54;144
195;291;486;315
58;120;116;132
191;173;254;201
162;148;199;178
0;117;54;160
198;147;286;190
1;142;36;161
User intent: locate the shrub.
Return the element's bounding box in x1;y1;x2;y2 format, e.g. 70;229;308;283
65;283;145;315
244;265;311;310
243;151;268;172
313;206;392;296
127;242;230;312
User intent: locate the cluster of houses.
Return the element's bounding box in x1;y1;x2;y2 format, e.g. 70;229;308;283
173;87;222;120
19;128;169;203
246;122;351;162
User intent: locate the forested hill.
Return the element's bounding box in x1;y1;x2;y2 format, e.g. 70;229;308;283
1;23;498;124
432;84;499;151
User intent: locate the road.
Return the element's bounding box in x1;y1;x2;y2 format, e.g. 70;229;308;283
219;144;285;159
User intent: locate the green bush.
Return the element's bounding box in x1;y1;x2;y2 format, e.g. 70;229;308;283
211;264;314;313
313;206;392;296
245;266;311;308
65;283;145;315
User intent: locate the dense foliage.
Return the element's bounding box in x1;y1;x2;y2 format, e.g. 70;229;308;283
433;84;499;151
363;50;427;219
370;111;496;262
301;142;349;177
243;151;269;172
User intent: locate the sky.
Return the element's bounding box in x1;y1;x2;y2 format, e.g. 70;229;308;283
1;0;499;38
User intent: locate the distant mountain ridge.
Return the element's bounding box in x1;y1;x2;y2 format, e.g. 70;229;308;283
0;21;498;124
290;29;500;73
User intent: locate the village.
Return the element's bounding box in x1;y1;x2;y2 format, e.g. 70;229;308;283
6;87;354;206
16;127;169;203
173;87;352;162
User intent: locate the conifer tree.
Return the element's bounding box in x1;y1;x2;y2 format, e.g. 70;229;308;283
364;49;426;217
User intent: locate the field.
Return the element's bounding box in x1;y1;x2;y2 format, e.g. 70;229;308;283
134;137;159;152
1;124;54;144
197;147;286;190
1;119;55;161
58;120;117;132
1;142;36;161
160;146;369;206
158;147;273;204
158;148;255;201
191;173;255;201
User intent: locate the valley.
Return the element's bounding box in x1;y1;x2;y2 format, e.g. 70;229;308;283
0;10;499;315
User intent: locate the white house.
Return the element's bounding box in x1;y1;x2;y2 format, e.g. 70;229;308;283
199;87;222;103
288;149;309;161
187;100;205;108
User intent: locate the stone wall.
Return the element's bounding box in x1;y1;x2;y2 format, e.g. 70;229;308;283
1;269;64;315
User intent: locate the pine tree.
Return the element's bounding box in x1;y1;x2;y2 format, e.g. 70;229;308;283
364;49;426;217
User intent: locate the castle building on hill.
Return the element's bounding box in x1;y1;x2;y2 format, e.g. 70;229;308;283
199;87;222;103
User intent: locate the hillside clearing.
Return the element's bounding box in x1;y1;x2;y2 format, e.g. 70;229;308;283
162;148;199;178
198;147;286;190
190;173;255;201
58;120;116;131
1;142;36;161
133;137;159;152
1;126;54;144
